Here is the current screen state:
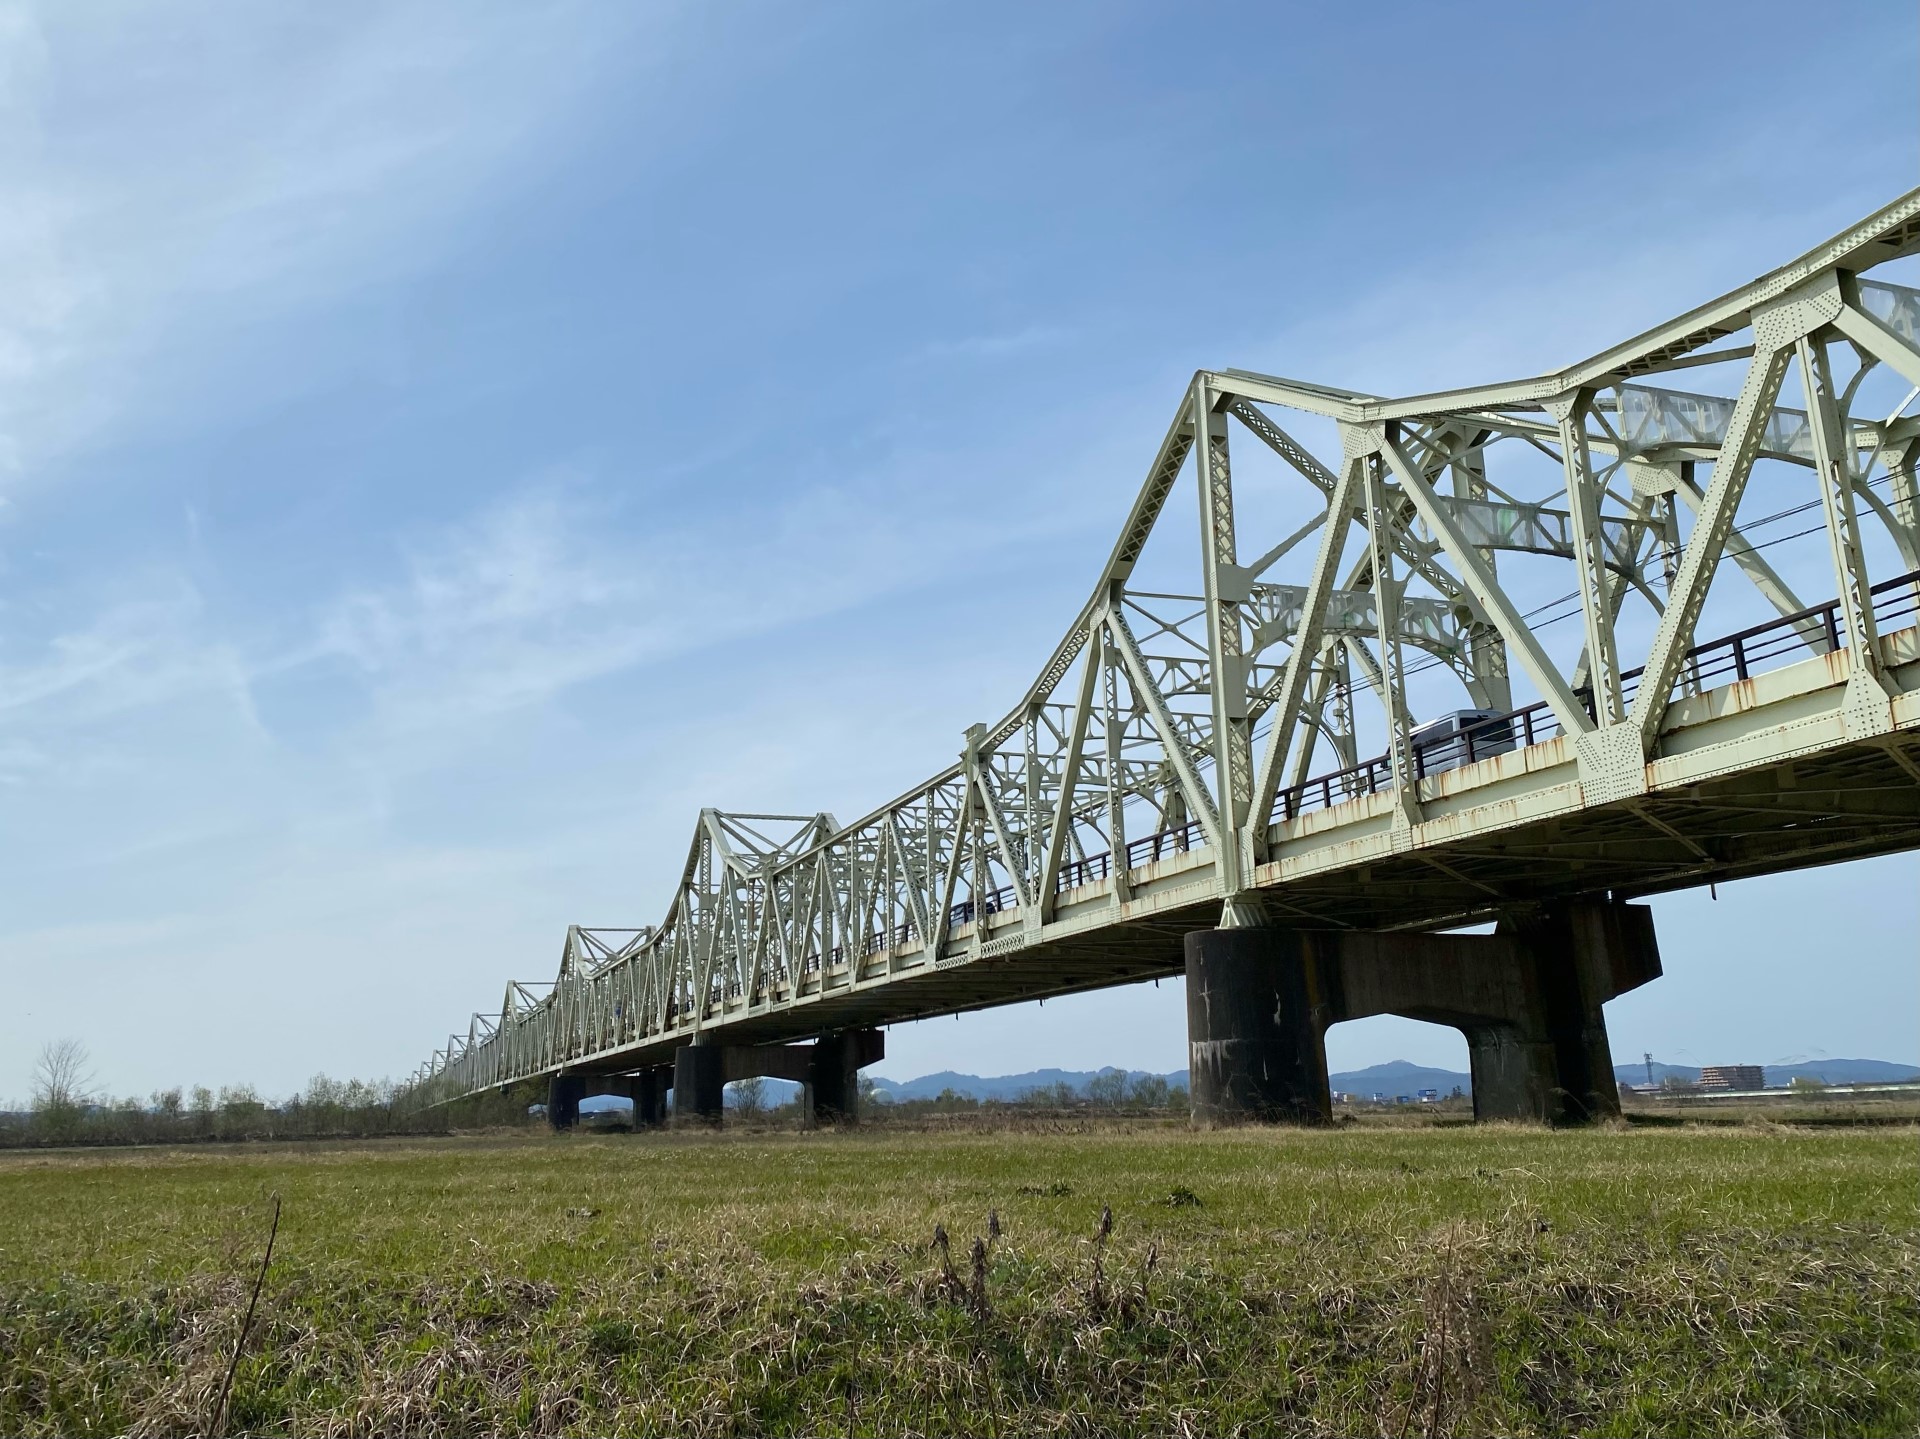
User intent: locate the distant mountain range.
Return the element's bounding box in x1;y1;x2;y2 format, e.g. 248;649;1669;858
867;1060;1478;1101
576;1055;1917;1111
872;1068;1160;1102
870;1057;1918;1100
1322;1061;1474;1096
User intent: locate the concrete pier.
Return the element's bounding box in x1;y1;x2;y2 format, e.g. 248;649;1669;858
804;1029;885;1126
672;1044;726;1127
1185;898;1660;1126
548;1067;675;1131
630;1067;670;1128
545;1073;585;1131
1185;927;1333;1123
665;1028;885;1129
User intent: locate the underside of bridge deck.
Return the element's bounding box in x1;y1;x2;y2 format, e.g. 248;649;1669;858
1257;729;1920;932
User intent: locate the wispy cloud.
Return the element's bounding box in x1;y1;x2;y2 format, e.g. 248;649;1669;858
312;488;648;721
0;573;270;792
0;4;651;485
301;463;1002;741
919;324;1073;362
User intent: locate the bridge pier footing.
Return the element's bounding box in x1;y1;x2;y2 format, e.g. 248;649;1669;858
1185;898;1660;1127
546;1073;585;1131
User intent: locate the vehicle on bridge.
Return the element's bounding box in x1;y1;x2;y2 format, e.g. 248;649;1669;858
1409;709;1517;775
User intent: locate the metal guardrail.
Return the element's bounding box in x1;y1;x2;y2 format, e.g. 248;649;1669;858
1276;567;1920;822
1053;819;1204;897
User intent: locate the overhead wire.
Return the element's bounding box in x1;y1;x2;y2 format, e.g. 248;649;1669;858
1386;469;1902;687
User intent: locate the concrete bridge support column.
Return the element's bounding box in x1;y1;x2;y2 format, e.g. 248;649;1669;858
1465;901;1656;1125
804;1029;885;1127
1185;928;1334;1124
672;1044;726;1127
666;1032;887;1129
1185;898;1660;1127
630;1067;670;1128
546;1073;585;1131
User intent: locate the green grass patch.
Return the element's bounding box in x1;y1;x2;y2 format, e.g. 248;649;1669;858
0;1123;1914;1435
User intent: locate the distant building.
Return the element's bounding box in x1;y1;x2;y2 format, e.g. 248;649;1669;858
1699;1064;1764;1091
1417;1088;1439;1103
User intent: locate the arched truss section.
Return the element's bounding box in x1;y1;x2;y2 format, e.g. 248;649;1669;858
416;191;1920;1102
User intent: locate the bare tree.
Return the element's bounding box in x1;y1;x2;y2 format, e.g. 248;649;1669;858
31;1039;94;1114
728;1076;767;1118
1129;1073;1172;1108
30;1039;95;1136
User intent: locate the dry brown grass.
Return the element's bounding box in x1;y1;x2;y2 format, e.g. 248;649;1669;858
1;1121;1915;1435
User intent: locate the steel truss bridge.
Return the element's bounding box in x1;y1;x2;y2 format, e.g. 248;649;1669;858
411;192;1920;1111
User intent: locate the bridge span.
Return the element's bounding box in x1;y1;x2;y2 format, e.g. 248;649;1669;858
409;191;1920;1128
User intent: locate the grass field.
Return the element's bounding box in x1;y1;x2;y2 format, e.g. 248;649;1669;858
2;1118;1915;1437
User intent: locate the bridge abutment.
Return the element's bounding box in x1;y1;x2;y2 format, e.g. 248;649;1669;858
1185;898;1660;1127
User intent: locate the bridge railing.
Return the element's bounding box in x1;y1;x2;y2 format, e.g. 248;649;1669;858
1048;818;1209;898
1056;850;1111;890
1125;818;1206;869
1277;566;1920;822
948;885;1019;927
1647;567;1919;696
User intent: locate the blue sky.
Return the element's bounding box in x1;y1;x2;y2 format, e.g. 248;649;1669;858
2;2;1916;1102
